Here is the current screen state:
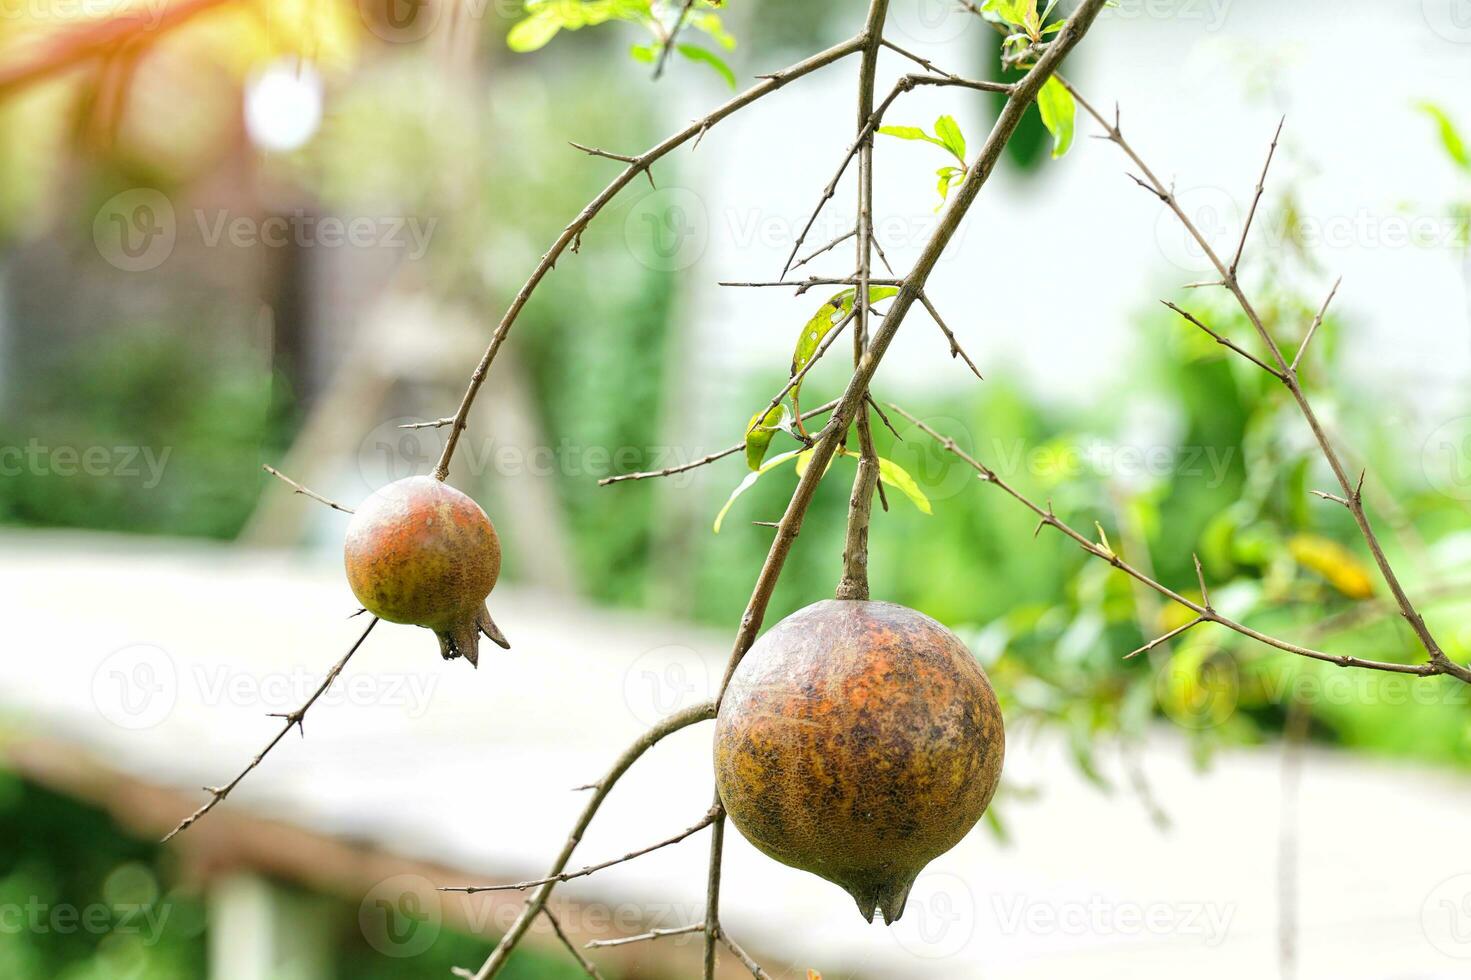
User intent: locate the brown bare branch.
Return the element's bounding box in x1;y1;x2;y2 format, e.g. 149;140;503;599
891;406;1451;680
442;808;718;893
432;34;868;483
162;617;380;842
456;701;716;980
262;465;354;515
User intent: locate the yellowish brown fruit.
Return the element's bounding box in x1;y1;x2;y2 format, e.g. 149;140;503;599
714;599;1004;923
344;476;509;666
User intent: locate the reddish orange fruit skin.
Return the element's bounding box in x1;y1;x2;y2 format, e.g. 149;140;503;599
714;599;1004;924
344;476;507;665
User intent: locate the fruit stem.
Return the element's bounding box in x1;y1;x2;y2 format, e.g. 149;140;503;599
836;3;886;605
837;453;878;601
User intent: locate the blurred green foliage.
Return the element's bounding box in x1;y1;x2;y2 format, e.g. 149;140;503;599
0;323;295;539
0;773;206;979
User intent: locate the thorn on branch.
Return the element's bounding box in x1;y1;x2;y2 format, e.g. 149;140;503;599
1290;276;1342;374
1229;115;1285;278
585;924;705;950
1193;553;1213;612
1124;616;1205;660
262;465;354;515
1034;501;1057;540
569;142;656;188
1161;301;1284;379
162;617;380;842
1127;171;1168;201
918;291;984;379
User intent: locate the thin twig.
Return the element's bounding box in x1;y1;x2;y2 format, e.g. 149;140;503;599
879;37;959;79
162;617;380;841
431;34;868;483
1161;301;1283;380
1066;81;1471;685
443;808;718;893
542;908;606;980
790;229;857;271
569;142;657;188
718;276;901;290
584;925;704;950
262;465;354;514
1290;277;1341;374
455;701;717;980
1124;616;1204;659
653;0;699;80
600;400;840;485
890;406;1448;679
718;929;775;980
743;305;861;438
778;71;1012;278
1231;117;1285;278
918;291;984;378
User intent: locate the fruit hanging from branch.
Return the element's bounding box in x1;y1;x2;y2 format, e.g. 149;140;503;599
714;599;1005;924
344;475;510;666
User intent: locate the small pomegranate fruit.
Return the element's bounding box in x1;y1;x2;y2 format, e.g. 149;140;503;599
344;475;509;666
714;599;1003;924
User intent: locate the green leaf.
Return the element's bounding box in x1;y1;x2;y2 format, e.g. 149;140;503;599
878;125;938;144
510;0;655;52
629;42;657;63
1418;101;1471;172
933;115;967;162
507;8;562;51
982;0;1031;28
790;287;898;407
744;404;784;470
677;44;736;88
936;166;963;205
692;11;736;49
1038;76;1075;158
713;449;801;533
877;457;932;514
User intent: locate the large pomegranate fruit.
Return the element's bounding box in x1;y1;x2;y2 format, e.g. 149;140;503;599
714;599;1003;924
344;476;509;666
